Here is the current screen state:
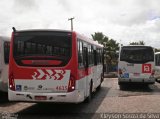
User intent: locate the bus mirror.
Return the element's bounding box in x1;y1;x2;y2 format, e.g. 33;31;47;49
12;27;16;32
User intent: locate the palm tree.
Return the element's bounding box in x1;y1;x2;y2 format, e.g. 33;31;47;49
91;32;119;72
129;40;145;45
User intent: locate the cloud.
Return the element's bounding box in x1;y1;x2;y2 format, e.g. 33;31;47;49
98;0;160;26
114;18;160;48
13;0;38;13
0;0;160;48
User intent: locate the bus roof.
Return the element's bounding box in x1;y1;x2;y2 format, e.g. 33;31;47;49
155;52;160;55
13;29;103;48
121;45;153;48
123;45;153;47
75;32;103;48
13;29;72;34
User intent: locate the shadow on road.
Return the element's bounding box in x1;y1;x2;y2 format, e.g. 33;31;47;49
16;87;110;119
119;84;154;92
0;91;8;103
0;91;18;107
118;82;160;97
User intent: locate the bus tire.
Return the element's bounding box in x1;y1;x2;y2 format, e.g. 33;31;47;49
97;83;101;91
119;84;123;90
156;79;160;83
84;81;92;103
118;82;124;90
97;75;104;91
119;83;126;90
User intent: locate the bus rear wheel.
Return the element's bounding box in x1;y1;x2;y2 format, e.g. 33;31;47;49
118;82;125;90
97;75;104;91
84;81;93;103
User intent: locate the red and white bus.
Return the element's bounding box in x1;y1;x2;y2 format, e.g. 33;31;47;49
0;36;10;92
8;29;104;103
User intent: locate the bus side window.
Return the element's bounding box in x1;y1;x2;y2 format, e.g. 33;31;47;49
78;40;84;68
91;45;94;65
83;47;88;68
94;50;97;65
4;41;10;64
97;49;100;64
157;54;160;66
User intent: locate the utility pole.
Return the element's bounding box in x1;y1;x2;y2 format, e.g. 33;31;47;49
68;17;74;31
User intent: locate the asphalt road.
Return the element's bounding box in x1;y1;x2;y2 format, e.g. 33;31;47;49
1;78;160;119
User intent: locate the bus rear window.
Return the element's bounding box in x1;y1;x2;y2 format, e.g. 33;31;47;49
120;46;154;64
13;32;72;67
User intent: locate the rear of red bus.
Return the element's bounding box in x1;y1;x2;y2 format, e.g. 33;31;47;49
8;30;84;103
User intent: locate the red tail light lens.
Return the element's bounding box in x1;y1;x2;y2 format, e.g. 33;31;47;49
67;75;76;92
0;70;2;77
9;73;15;91
119;69;122;74
151;69;155;75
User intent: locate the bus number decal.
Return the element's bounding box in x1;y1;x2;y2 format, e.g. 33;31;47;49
56;86;67;91
142;64;151;73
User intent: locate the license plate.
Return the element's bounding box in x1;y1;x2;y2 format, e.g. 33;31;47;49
35;96;47;100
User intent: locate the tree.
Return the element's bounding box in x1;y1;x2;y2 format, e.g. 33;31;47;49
129;41;145;45
106;39;119;64
155;48;160;52
91;32;108;45
91;32;119;72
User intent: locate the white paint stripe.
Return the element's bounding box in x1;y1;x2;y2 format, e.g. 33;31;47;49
37;69;45;79
54;73;60;80
55;70;62;73
46;69;53;76
32;72;37;80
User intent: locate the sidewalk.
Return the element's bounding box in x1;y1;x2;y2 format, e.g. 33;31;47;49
104;72;118;78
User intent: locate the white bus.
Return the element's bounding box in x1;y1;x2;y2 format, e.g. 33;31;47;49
118;45;155;87
155;52;160;81
0;36;10;92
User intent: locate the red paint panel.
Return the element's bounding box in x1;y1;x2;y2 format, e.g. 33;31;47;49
142;64;151;73
21;60;62;66
78;67;93;80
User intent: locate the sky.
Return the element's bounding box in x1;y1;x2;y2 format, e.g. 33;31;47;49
0;0;160;48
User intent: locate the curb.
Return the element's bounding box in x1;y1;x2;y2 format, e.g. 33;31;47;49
104;72;118;78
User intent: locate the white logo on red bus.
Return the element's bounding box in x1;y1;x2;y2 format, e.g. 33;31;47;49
142;64;151;73
32;69;66;80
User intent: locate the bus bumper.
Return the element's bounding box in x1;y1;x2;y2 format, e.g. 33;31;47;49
8;89;85;103
118;77;155;84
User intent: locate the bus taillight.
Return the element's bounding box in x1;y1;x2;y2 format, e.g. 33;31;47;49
119;69;122;74
9;73;15;91
151;69;155;76
0;70;1;77
67;75;76;92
